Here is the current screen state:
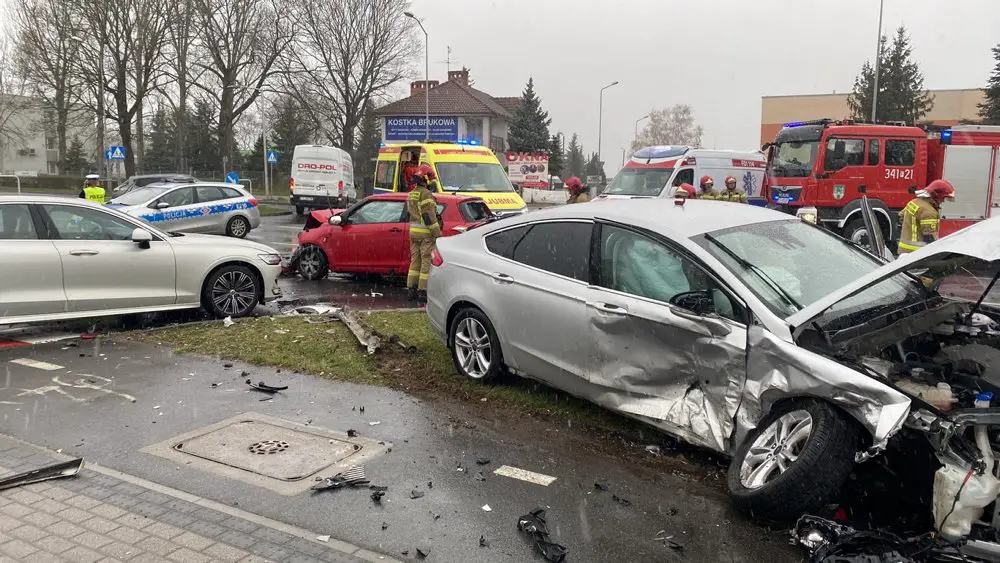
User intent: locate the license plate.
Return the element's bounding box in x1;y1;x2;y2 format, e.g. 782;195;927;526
777;196;790;204
299;196;314;201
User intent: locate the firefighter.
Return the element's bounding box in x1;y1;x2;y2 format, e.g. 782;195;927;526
697;176;716;199
675;183;696;198
401;151;420;192
565;176;590;204
406;165;442;304
716;175;748;203
897;179;955;254
79;174;105;203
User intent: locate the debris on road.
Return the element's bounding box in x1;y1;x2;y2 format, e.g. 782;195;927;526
347;429;358;438
0;458;84;491
223;316;234;327
382;522;389;530
372;489;386;504
368;421;381;426
791;514;957;562
310;466;370;491
246;379;288;393
476;457;491;465
410;489;425;499
416;544;431;559
223;363;233;369
612;494;632;507
481;504;492;512
479;535;489;548
336;308;382;355
316;535;330;543
644;445;662;456
594;482;609;492
273;329;289;334
388;334;417;354
653;530;683;551
517;507;568;563
475;472;486;482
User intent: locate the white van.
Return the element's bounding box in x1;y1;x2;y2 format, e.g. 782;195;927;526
290;145;356;215
598;146;767;205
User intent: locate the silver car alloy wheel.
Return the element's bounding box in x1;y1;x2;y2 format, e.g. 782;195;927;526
230;217;249;238
212;270;257;316
454;317;492;379
298;247;324;278
739;410;813;490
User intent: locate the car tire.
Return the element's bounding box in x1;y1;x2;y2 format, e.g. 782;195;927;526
449;308;505;384
295;206;305;216
226;216;251;238
297;245;329;281
202;264;261;318
727;399;860;522
842;216;888;248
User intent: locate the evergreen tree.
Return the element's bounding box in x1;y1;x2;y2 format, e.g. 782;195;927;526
978;45;1000;125
186;98;220;176
270;96;317;156
565;133;586;179
585;152;605;183
354;102;382;197
547;134;565;177
63;136;90;175
847;26;934;123
145;108;176;173
507;77;552;152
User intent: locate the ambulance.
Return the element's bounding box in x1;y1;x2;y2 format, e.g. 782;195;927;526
374;142;527;217
598;146;767;205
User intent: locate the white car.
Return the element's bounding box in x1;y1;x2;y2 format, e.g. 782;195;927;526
0;195;282;323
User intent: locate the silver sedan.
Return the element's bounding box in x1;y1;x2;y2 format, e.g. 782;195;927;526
108;182;261;238
426;198;1000;528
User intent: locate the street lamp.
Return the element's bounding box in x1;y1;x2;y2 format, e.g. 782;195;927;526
597;81;620;174
633;114;649;149
871;0;885;122
404;11;430;141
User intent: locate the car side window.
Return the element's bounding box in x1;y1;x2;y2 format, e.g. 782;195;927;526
672;168;694;187
510;221;592;282
156;187;195;208
350;201;405;225
196;186;227;203
867;139;880;166
0;204;38;240
485;225;529;258
221;187;243;199
599;225;746;323
375;161;397;191
41;205;137;241
824;138;865;170
886;140;916;166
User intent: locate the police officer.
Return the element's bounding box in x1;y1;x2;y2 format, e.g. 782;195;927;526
716;175;748;203
898;179;955;254
697;176;716;199
79;174;105;203
406;165;442;304
565;176;589;204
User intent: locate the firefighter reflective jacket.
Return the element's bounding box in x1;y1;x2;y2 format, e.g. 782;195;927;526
407;187;441;238
567;192;590;204
898;197;940;254
83;186;106;203
716;189;748;203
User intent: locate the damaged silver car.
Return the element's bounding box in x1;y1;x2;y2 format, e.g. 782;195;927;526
425;198;1000;539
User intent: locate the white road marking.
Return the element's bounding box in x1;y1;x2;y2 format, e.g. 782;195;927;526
493;465;557;486
9;358;64;371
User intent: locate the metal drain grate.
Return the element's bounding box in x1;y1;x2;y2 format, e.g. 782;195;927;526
248;440;290;455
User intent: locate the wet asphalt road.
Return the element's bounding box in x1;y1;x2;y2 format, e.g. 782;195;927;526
0;338;798;562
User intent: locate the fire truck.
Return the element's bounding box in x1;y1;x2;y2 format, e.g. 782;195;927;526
764;120;1000;242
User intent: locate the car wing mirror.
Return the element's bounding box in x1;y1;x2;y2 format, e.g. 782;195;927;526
669;290;716;316
131;227;153;248
155;201;170;209
329;215;343;226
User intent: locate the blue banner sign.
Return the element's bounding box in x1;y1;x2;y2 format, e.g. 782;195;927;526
384;116;459;142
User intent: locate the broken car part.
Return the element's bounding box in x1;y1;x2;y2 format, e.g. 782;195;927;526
0;458;84;491
310;466;369;491
334;308;381;355
245;379;288;393
517;508;568;563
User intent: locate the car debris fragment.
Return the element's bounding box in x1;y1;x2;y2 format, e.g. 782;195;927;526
245;379;288;393
347;429;358;438
791;515;952;562
0;458;84;491
612;495;632;507
416;543;431;559
410;490;425;499
316;535;330;543
334;308;382;354
476;457;491;465
223;316;234;327
594;482;609;492
653;530;683;551
381;521;389;530
388;334;417;354
479;535;489;548
481;504;492;512
371;488;386;504
517;507;568;563
310;466;370;491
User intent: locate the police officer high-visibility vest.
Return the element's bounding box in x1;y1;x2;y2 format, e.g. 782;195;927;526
898;197;940;254
83;185;106;203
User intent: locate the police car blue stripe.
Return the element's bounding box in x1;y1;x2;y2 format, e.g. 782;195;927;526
137;200;254;223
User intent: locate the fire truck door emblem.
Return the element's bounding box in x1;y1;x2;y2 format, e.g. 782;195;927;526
833;184;846;200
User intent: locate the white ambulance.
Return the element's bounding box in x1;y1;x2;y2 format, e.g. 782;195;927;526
290;145;356;216
598;146;767;205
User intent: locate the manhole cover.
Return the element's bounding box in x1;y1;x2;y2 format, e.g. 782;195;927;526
248;440;289;455
173;420;360;481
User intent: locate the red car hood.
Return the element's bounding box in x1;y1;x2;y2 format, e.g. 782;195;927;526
309;208;346;224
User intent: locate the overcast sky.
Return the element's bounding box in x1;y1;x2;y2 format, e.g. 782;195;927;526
406;0;999;175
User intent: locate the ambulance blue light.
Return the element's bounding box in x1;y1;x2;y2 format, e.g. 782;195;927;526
469;139;479;146
784;121;805;128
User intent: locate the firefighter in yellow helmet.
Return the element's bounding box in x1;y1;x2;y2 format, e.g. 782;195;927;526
79;174;105;203
406;165;442;305
897;179;955;254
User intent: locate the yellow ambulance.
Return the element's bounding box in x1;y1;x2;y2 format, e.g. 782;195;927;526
374;142;527;217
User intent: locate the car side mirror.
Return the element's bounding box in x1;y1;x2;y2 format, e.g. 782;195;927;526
156;201;170;209
329;215;343;226
131;228;153;249
670;290;716;316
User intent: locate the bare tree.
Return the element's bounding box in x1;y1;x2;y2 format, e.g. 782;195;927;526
0;36;32;172
191;0;294;172
72;0;172;177
165;0;196;173
12;0;88;174
284;0;414;151
631;104;704;153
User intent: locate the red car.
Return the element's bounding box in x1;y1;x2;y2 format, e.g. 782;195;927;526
289;193;494;280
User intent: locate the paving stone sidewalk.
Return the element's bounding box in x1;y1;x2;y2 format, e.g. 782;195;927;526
0;435;394;563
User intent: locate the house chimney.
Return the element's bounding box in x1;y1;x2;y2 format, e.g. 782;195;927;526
448;68;470;87
410;80;439;97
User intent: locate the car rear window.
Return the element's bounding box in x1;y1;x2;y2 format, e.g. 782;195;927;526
460;201;493;222
221;187;243;199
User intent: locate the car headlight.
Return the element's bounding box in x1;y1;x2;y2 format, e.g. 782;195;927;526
796;206;819;225
258;253;281;265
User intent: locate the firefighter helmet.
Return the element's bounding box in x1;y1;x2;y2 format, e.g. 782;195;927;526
565;176;585;194
411;165;435;188
677;183;696;198
926;179;956;202
417;164;436;182
725;175;737;186
700;175;714;188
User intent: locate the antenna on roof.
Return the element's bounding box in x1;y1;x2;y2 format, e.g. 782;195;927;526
435;46;460;73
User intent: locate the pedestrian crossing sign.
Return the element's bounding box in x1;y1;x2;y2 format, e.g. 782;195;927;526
109;146;125;160
267;150;278;164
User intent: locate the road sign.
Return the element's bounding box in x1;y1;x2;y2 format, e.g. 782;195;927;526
225;172;240;184
106;146;126;160
266;151;278;164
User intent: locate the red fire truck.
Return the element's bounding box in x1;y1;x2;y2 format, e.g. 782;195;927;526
764;120;1000;242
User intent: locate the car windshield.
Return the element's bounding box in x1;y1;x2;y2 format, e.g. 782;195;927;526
603;168;672;196
111;186;167;205
697;219;923;319
769;141;819;178
436;162;515;192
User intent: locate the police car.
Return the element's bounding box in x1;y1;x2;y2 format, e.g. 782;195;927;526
107;182;261;238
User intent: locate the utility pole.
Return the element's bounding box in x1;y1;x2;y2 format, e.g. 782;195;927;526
262;119;269;197
871;0;885;122
405;12;429;141
598;81;620;172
